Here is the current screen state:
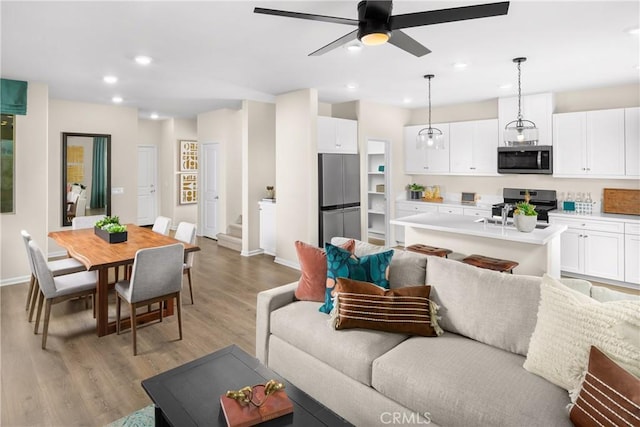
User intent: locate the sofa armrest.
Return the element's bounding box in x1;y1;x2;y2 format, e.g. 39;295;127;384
255;282;298;365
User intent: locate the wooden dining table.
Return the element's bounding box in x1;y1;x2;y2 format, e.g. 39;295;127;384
48;224;200;337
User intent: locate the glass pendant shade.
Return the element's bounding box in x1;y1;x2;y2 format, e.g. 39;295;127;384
504;57;539;146
417;128;444;149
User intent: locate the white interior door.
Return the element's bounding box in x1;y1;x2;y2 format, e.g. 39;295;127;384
202;142;219;238
137;145;157;226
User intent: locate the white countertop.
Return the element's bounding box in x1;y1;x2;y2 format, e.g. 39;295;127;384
390;212;567;245
398;199;495;209
549;210;640;224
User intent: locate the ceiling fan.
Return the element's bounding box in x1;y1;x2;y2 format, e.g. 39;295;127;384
254;1;509;57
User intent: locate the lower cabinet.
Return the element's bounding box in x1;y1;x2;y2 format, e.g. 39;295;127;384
259;201;276;256
395;202;438;245
625;224;640;285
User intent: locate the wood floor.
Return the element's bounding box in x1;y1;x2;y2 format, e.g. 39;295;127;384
1;237;300;426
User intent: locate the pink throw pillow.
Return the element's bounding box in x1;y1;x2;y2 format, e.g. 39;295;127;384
294;240;355;302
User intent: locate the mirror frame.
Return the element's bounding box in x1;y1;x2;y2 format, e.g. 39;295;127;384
61;132;111;227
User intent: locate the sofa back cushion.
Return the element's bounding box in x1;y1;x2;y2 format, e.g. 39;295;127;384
426;256;542;356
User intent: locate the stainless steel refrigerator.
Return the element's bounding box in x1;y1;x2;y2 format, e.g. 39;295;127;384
318;153;361;245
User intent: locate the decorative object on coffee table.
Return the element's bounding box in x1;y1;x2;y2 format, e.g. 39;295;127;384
513;201;537;233
94;215;127;243
221;379;293;427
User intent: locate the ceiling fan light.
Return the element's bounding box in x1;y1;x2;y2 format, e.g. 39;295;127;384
360;32;390;46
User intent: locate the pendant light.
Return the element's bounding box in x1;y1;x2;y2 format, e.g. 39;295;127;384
416;74;444;150
504;57;538;146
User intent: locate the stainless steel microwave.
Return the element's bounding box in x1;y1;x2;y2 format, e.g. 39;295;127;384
497;145;553;174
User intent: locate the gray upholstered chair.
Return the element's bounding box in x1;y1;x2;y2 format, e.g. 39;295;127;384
174;222;197;304
28;240;97;349
21;230;86;322
115;243;184;355
151;216;171;235
71;214;106;230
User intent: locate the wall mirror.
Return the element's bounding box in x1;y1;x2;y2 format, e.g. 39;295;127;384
61;132;111;226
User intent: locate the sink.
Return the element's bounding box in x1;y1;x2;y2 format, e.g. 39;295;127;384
474;217;549;230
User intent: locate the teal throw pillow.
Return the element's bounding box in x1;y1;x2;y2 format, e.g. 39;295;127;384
319;243;393;314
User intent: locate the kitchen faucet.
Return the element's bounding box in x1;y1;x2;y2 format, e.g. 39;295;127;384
501;203;512;227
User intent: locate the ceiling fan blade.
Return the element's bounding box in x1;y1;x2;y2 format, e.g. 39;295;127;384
388;30;431;57
390;1;510;30
309;30;358;56
254;7;358;26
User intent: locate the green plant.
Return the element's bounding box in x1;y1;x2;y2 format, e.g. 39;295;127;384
407;183;425;192
514;202;537;216
95;216;126;233
103;223;127;233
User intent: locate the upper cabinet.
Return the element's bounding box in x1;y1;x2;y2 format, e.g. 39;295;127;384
403;124;450;174
498;93;555;146
553;108;626;178
449;119;499;175
317;116;358;154
625;107;639;178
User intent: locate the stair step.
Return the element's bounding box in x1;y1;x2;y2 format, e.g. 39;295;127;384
216;233;242;252
228;223;243;238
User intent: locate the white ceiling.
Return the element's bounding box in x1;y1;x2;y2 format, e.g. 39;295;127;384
1;1;638;119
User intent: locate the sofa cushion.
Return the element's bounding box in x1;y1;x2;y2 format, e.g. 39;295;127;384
590;285;640;302
319;243;393;314
388;249;428;289
426;255;542;356
372;333;573;427
270;301;408;386
569;346;640;427
523;275;640;392
331;278;442;337
294;239;355;302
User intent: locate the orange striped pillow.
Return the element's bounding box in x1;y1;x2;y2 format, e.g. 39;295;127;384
331;278;442;337
570;346;640;427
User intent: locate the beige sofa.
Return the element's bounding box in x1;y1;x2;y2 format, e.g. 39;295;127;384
256;238;633;426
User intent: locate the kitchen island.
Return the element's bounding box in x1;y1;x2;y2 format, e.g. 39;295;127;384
391;212;567;277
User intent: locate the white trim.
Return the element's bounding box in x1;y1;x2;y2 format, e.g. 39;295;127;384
274;257;300;271
1;275;30;287
241;249;264;257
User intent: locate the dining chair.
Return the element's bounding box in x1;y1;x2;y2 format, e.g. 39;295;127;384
152;216;172;235
115;243;184;356
28;240;97;349
174;222;197;304
72;214;106;230
21;230;86;321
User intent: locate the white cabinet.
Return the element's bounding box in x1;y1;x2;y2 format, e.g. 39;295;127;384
498;93;554;146
553;109;626;177
317;116;358;154
403;124;450;174
625;223;640;285
449;119;499;175
550;216;625;281
394;202;438;244
367;140;389;245
438;206;463;215
463;207;492;217
259;201;276;256
625;107;639;177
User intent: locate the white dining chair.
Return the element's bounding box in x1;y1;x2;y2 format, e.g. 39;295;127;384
152;216;171;235
72;214;106;230
115;243;184;356
21;230;86;322
28;240;97;349
174;222;197;304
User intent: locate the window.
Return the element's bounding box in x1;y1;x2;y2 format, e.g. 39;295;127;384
1;114;14;213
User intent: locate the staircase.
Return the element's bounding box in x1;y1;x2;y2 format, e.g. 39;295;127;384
216;218;242;252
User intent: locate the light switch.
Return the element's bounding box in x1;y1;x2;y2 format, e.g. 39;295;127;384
112;187;124;194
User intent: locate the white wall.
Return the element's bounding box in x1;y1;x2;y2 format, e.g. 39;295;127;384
171;118;198;226
197;108;242;235
47;99;139;253
0;82;49;284
242;100;275;256
274;89;318;267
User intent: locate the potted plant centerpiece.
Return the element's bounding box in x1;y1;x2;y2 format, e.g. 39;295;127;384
407;183;425;200
94;216;128;243
513;202;537;233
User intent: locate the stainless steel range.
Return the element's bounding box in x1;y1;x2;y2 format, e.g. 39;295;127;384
492;188;557;223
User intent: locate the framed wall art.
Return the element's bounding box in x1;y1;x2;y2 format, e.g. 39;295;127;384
179;140;198;172
179;173;197;204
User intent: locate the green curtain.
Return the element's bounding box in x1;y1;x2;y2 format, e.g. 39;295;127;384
0;79;28;115
91;137;107;208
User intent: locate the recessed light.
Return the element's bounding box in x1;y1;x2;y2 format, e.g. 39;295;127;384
134;55;152;65
499;83;513;90
403;97;412;104
345;42;363;53
346;83;358;90
627;27;639;35
150;113;159;120
112;96;123;104
453;62;468;69
103;75;118;84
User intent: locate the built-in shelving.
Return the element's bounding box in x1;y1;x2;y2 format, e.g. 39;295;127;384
366;139;390;245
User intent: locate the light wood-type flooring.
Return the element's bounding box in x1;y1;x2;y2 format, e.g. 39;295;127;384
1;237;300;426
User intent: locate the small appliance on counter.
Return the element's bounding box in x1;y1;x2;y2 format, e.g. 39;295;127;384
492;188;557;223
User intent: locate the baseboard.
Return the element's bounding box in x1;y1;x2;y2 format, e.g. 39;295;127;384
241;249;264;257
274;257;300;271
1;275;29;287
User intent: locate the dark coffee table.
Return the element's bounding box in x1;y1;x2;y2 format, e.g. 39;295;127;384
142;345;351;427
